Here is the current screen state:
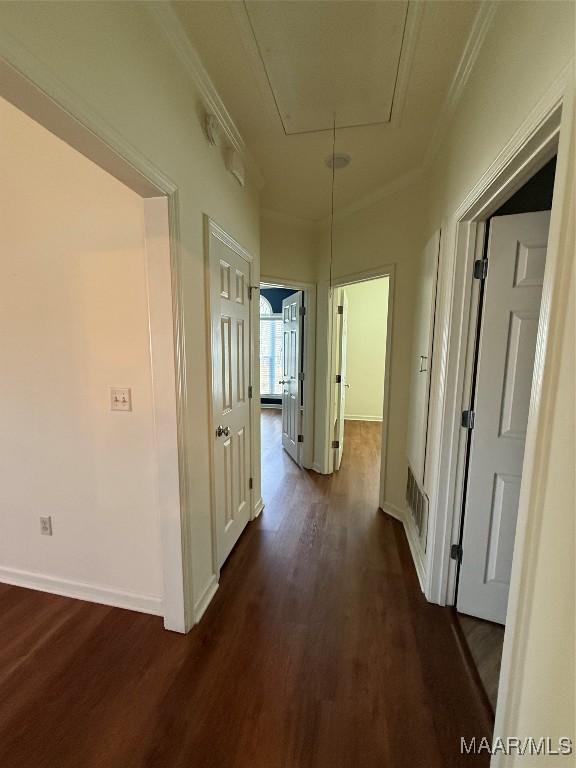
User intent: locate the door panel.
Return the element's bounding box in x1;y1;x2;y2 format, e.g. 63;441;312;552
209;226;252;569
281;291;303;464
457;211;550;624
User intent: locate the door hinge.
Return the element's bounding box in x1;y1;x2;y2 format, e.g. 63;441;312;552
298;434;304;443
331;440;340;449
298;372;305;382
248;285;259;300
337;305;344;315
299;305;306;316
335;374;342;384
461;409;475;429
450;543;463;563
473;259;488;280
248;384;253;399
249;477;253;490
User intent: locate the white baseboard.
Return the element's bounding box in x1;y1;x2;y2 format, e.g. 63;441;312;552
253;496;264;519
0;566;163;616
193;573;219;623
380;502;426;591
344;415;383;422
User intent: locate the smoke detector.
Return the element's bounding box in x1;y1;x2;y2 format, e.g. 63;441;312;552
325;153;351;170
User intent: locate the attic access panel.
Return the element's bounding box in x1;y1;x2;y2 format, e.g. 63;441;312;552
244;0;409;135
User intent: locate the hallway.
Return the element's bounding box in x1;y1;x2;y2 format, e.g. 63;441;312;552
0;413;491;768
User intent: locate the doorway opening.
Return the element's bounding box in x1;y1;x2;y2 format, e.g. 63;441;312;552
259;280;315;509
328;275;391;504
453;156;557;715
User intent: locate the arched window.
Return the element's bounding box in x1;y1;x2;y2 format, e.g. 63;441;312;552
259;295;273;316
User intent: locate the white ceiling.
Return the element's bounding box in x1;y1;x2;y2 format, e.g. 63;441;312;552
173;1;481;221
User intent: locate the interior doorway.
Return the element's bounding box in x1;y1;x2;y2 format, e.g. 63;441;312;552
259;280;315;509
454;157;557;713
329;276;391;495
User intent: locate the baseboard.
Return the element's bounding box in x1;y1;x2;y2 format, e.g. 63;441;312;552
344;415;383;422
193;573;219;623
402;513;426;592
380;501;426;591
0;566;163;616
380;501;406;522
310;462;327;474
260;403;281;410
253;496;264;519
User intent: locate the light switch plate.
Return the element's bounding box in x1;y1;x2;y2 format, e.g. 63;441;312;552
40;516;52;536
111;388;132;411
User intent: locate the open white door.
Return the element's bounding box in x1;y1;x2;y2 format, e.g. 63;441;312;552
406;231;440;486
208;223;252;569
457;211;550;624
333;288;349;471
281;291;303;464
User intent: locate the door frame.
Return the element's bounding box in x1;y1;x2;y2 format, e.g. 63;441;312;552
423;66;572;752
326;265;395;508
0;58;192;632
260;275;317;470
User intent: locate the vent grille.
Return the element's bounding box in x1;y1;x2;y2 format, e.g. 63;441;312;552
406;466;429;551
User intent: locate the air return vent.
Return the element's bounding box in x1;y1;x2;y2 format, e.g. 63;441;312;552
406;466;429;551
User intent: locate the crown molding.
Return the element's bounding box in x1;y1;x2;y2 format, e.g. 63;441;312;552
261;208;318;229
423;1;498;170
146;3;264;189
317;167;424;227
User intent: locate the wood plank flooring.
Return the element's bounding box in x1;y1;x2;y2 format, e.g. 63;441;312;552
0;411;492;768
458;613;505;712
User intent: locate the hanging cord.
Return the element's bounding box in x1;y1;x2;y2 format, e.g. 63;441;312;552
329;114;336;290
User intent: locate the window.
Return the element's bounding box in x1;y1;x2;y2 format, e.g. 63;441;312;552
260;296;283;396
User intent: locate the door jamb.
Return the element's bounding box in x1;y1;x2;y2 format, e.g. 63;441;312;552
423;64;572;759
260;275;317;470
326;265;395;510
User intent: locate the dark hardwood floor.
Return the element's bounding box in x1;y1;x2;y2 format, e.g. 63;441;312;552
458;613;505;713
0;411;491;768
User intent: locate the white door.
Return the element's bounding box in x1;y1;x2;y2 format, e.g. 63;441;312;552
334;288;349;471
208;223;252;569
281;291;303;464
457;211;550;624
406;231;440;486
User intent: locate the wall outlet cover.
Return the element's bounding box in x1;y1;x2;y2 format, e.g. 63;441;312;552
40;516;52;536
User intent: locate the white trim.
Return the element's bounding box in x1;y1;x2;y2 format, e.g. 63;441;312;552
344;415;383;422
253;497;265;519
0;58;193;633
0;567;163;616
423;1;498;169
145;3;264;190
193;574;219;624
380;501;405;522
260;275;317;470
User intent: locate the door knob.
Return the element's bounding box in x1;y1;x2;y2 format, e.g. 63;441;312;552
216;425;230;437
278;380;287;385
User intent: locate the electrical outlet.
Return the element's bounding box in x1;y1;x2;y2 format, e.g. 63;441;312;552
40;516;52;536
111;388;132;412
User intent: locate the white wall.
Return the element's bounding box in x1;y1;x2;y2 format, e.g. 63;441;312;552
0;96;162;610
0;1;261;625
343;278;388;421
260;210;317;283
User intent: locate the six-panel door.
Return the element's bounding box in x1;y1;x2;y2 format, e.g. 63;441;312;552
209;228;252;569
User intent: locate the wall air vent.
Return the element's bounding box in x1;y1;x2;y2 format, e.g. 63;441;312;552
406;466;429;552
